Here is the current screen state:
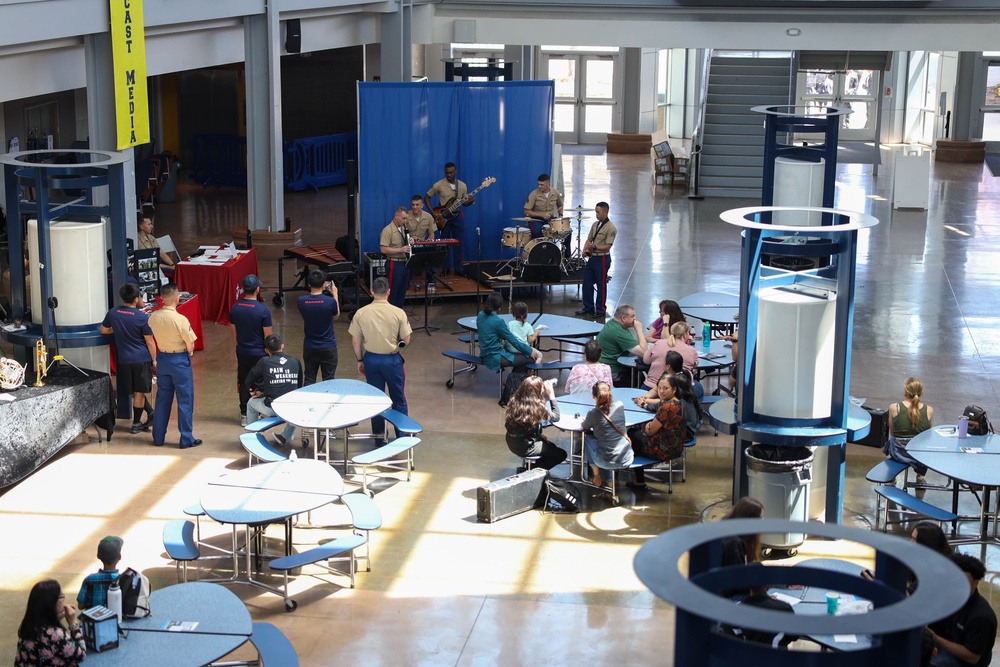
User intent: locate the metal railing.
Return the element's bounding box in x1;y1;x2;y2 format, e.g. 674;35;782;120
687;48;713;199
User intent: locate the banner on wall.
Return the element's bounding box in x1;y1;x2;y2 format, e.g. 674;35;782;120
109;0;150;149
357;81;555;263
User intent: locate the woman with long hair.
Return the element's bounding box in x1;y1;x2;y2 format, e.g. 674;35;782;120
648;299;686;340
15;579;86;667
886;377;935;483
630;374;688;488
581;381;634;492
642;321;699;390
505;376;566;470
721;496;765;567
478;292;540;374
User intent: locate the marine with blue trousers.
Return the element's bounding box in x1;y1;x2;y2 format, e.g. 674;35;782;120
576;201;617;319
349;277;412;441
101;282;157;434
380;207;412;310
297;269;340;383
149;283;201;448
230;274;273;423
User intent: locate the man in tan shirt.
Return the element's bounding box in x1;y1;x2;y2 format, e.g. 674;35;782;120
349;277;412;441
576;201;617;319
149;283;201;448
407;195;436;241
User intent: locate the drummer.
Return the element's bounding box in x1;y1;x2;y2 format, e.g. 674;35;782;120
523;173;564;239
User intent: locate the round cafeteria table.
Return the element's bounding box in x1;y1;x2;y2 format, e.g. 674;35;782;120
271;378;393;472
85;582;251;667
907;428;1000;543
553;387;653;478
677;291;740;333
457;312;604;345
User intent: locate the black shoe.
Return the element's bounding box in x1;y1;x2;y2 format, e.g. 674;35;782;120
595;312;607;319
144;409;154;423
273;433;288;447
574;308;593;316
515;466;527;474
130;423;144;434
181;439;203;449
152;442;164;447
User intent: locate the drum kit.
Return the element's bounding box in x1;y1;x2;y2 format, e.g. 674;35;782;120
500;205;591;279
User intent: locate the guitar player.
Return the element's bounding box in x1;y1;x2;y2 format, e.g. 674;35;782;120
425;162;475;276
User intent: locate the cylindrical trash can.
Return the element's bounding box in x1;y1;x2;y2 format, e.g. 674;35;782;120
158;162;181;203
745;445;813;549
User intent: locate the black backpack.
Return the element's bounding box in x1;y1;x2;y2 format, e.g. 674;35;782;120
963;405;994;436
117;568;151;618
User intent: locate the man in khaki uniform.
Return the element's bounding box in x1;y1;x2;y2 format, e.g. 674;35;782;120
407;194;436;241
149;283;201;448
523;173;564;238
576;201;617;319
425;162;474;275
379;207;411;309
349;277;412;441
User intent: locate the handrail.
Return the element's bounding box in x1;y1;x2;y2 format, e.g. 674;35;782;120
687;48;713;199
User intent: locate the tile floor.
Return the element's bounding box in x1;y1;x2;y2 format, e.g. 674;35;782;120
2;145;1000;665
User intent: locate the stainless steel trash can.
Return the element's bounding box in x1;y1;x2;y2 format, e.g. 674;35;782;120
745;445;813;550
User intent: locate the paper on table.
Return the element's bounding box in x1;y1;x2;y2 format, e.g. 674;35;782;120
962;447;985;454
770;592;801;606
163;620;199;631
833;634;858;643
934;426;959;437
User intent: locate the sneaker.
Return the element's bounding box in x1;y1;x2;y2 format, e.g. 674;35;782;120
240;414;248;427
130;423;144;434
273;433;288;447
574;308;593;316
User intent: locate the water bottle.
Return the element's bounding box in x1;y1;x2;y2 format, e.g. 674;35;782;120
107;578;122;622
702;321;711;347
289;448;298;462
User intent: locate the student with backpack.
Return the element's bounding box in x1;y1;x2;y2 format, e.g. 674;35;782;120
76;536;124;609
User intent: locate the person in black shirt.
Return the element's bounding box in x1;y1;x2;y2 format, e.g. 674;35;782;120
297;269;340;384
230;274;273;425
246;334;303;447
929;553;997;666
101;283;157;434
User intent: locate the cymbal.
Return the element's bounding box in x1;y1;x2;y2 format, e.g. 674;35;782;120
565;205;590;212
510;217;534;222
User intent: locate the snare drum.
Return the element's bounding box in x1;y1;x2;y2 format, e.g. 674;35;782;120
523;238;562;266
546;217;572;235
502;226;531;248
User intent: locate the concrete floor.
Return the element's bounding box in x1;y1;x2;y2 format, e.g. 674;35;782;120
2;146;1000;665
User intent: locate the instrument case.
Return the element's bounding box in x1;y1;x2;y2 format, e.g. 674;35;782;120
477;468;548;523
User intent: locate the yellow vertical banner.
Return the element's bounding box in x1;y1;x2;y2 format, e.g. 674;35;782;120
109;0;150;149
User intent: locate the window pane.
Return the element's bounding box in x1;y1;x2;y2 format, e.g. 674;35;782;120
585;60;614;99
806;71;835;96
585;105;612;133
983;112;1000;141
985;65;1000;107
842;101;870;131
554;104;575;133
548;59;576;99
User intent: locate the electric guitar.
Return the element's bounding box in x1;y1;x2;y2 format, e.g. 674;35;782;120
433;176;495;229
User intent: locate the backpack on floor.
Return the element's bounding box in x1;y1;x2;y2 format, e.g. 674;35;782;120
963;405;994;436
499;371;529;408
544;478;581;514
117;567;151;618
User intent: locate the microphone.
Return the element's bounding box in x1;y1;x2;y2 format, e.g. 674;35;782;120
476;227;480;238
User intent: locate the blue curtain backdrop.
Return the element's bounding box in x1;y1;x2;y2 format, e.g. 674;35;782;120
358;81;554;260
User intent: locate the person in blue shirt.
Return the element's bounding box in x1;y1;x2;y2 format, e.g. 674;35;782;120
297;269;340;384
101;283;157;434
76;536;123;609
477;291;542;373
230;274;272;424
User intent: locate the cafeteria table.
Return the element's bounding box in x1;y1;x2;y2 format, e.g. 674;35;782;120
85;582;251;667
553;387;653;479
200;459;344;605
678;291;740;335
907;428;1000;543
457;312;603;355
271;378;393;473
175;247;259;325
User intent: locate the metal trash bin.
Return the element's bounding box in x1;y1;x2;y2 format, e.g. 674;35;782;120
745;445;813;550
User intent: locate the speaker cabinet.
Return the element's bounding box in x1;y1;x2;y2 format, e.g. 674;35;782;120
285;19;301;54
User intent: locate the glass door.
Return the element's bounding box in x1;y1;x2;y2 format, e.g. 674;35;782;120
798;70;879;141
544;48;619;145
979;59;1000;143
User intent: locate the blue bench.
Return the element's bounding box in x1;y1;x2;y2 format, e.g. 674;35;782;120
249;622;299;666
269;534;368;609
352;436;421;493
443;349;505;393
527;360;577;373
339;493;383;572
163;519;199;583
245;415;285;433
549;335;590;360
240;432;289;467
380;408;423;437
874;485;957;530
866;459;909;485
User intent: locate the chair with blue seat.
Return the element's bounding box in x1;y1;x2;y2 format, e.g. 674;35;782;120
338;493;383;572
240;432;289;467
163;519;200;583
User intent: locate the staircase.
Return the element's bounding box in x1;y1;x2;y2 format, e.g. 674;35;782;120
697;55;794;199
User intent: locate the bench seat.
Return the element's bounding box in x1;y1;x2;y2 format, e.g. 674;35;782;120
270;534;367;605
379;408;423;436
250;622;299;666
874;485;957;530
352;436;420;493
240;432;289;466
866;459;909;485
245;415;285;433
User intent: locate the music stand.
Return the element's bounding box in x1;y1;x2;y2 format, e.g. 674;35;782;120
406;249;448;336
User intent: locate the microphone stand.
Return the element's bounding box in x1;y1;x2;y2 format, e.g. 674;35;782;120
46;297;88;378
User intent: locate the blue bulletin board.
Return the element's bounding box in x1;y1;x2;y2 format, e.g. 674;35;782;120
357;80;555;259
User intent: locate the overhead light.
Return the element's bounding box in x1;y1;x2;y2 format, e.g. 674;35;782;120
786;28;802;37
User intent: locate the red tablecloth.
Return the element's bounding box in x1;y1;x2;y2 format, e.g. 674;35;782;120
110;294;204;374
175;248;259;326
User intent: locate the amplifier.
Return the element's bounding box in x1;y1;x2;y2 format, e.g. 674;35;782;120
364;252;386;287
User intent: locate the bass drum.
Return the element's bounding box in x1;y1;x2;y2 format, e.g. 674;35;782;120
523;238;561;266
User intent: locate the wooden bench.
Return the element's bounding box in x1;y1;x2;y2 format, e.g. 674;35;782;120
240;432;289;467
245;415;285;433
269;534;368;609
874;485;957;531
352;436;421;494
